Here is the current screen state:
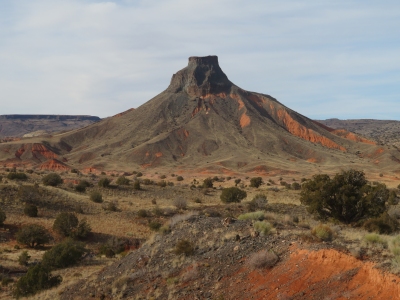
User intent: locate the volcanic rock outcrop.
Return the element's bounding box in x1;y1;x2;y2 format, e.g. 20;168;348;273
0;56;398;173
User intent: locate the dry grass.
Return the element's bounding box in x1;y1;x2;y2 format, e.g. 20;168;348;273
247;250;279;269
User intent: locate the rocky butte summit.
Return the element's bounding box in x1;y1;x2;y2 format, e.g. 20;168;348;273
0;55;398;174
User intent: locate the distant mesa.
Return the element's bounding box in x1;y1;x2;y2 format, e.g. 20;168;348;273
0;56;398;174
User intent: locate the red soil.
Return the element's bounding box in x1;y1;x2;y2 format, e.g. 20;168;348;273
39;159;70;171
227;246;400;300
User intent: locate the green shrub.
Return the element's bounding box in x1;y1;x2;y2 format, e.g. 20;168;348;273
7;172;28;180
75;183;86;193
234;178;241;186
148;221;162;231
53;212;91;239
116;176;130;185
388;190;399;205
238;211;264;221
98;177;110;188
136;172;143;177
158;180;167;187
363;212;398;234
390;236;400;264
42;173;63;186
311;224;333;241
291;182;301;190
250;177;263;188
137;209;148;218
23;204;38;217
253;221;273;235
363;233;387;247
133;180;141;190
90;191;103;203
176;176;184;181
16;224;51;248
202;178;213;188
174;239;194;256
300;170;388;223
18;250;31;266
220;187;247;203
13;264;62;298
247;194;267;211
0;207;6;226
42;238;86;269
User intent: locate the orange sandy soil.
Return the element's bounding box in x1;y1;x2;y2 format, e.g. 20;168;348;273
225;245;400;300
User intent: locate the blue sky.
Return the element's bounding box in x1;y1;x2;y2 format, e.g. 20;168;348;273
1;0;399;119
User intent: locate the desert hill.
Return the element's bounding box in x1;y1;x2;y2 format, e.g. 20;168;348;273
0;115;100;139
0;56;399;176
317;118;400;148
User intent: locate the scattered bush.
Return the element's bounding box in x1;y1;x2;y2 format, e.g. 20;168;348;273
136;172;143;177
75;184;86;193
300;170;388;223
53;212;91;239
311;224;333;241
202;178;213;188
98;177;111;188
158;180;167;187
103;201;118;212
42;238;86;269
247;194;267;211
238;211;264;221
0;207;6;226
234;178;241;186
250;177;263;188
220;187;247;203
173;198;188;210
137;209;148;218
388;190;399;205
13;264;62;298
176;176;184;181
16;224;51;248
7;172;28;181
133;180;141;190
363;212;399;234
291;182;301;190
42;173;63;186
363;233;387;247
148;221;162;231
174;239;194;256
247;250;278;269
390;236;400;264
253;221;273;235
18;250;31;266
18;185;40;204
90;191;103;203
99;237;130;257
116;176;130;185
24;204;38;217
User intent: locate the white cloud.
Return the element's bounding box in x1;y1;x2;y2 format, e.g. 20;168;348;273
0;0;399;119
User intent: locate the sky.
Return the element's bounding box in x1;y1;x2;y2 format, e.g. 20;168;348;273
1;0;399;120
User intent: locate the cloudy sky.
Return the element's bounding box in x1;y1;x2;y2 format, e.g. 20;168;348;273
1;1;399;119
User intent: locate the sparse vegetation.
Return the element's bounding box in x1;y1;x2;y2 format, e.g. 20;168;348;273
0;207;6;226
363;233;387;247
363;212;398;234
18;250;31;266
247;194;267;211
173;198;187;210
42;238;86;269
133;180;141;190
238;211;264;221
220;187;247;203
203;177;213;188
176;176;184;181
7;172;28;181
98;177;111;188
116;176;130;185
42;173;63;186
53;212;91;239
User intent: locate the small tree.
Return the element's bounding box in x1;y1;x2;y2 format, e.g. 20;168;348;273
13;264;62;298
42;173;63;186
234;179;241;186
16;224;51;248
300;169;388;223
18;250;31;266
133;180;141;190
24;204;38;217
220;187;247;203
176;176;184;181
7;172;28;180
52;212;90;239
250;177;263;188
98;178;111;188
202;178;213;188
42;238;86;269
0;207;6;226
